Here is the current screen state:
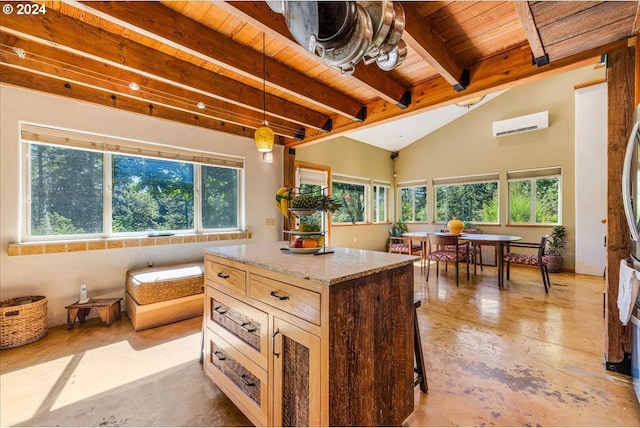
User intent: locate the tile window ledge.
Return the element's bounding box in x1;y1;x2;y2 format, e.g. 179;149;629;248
7;231;252;257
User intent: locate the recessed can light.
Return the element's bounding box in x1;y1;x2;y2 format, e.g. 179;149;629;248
128;82;140;91
197;102;206;109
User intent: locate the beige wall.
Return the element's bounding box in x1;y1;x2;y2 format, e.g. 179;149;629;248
297;65;606;269
395;65;606;270
295;136;395;250
0;85;283;327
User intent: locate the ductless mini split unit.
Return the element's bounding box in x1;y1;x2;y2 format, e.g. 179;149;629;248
492;111;549;137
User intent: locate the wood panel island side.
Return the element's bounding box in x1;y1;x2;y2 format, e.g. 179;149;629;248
202;242;419;427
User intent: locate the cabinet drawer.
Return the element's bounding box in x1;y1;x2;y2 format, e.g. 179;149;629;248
207;287;268;369
250;274;321;325
206;259;246;295
205;330;268;426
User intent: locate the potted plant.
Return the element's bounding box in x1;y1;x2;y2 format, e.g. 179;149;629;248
546;225;566;273
386;220;408;251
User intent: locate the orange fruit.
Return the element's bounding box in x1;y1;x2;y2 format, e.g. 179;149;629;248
302;238;317;248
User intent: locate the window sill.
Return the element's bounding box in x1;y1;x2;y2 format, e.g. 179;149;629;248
7;231;251;257
505;223;558;227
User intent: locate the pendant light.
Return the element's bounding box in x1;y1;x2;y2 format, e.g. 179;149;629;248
255;32;274;152
455;95;486;109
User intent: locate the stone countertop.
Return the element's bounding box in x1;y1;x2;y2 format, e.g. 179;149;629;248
204;241;419;286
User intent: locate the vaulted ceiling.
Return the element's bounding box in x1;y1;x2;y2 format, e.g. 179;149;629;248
1;1;638;149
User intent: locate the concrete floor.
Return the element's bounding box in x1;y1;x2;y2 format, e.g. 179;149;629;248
1;264;640;426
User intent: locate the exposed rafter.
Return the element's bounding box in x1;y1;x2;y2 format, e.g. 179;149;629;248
0;32;305;139
2;65;276;143
402;1;468;91
0;4;330;130
76;0;365;121
514;0;549;66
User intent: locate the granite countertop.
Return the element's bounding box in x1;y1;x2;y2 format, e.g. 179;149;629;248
204;241;419;286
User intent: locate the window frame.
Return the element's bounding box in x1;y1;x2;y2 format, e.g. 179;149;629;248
331;174;369;225
507;167;562;226
21;123;244;242
373;181;390;224
433;173;500;225
397;181;428;223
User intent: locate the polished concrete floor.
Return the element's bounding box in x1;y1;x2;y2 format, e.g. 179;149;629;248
2;264;640;427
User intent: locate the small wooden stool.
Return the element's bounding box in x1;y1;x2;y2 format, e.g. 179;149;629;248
65;298;123;330
414;299;428;392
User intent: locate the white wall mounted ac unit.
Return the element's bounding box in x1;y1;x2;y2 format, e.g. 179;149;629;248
492;111;549;137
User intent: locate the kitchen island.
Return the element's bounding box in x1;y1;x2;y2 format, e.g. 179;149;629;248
203;242;419;427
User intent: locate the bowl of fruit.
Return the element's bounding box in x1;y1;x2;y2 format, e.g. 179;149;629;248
288;236;323;254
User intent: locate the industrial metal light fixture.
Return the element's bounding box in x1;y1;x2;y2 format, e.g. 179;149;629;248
255;33;274;152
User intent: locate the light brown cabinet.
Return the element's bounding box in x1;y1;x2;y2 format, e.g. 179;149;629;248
271;316;321;426
203;243;416;426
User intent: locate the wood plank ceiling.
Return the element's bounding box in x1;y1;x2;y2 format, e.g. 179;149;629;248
1;1;638;149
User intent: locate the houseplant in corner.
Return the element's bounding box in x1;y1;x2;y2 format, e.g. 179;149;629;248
386;220;408;251
546;225;566;273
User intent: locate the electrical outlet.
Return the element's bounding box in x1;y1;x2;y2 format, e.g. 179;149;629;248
265;218;275;226
353;237;357;243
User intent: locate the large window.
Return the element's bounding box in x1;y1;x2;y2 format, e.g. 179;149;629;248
23;124;243;240
434;174;499;224
201;165;239;229
332;183;367;224
332;175;368;224
508;167;561;225
373;182;390;223
112;155;195;232
30;144;104;235
399;183;427;222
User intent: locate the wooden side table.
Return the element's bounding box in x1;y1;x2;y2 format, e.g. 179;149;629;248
65;298;123;330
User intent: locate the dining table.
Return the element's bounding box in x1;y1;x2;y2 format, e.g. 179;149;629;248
402;231;522;288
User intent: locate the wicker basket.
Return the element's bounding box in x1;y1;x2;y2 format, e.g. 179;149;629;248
0;296;48;349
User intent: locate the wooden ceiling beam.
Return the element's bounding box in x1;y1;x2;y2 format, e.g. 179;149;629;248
401;1;468;91
534;1;639;62
514;1;549;66
288;37;628;148
216;0;410;108
1;65;283;144
0;32;305;139
0;6;331;130
77;0;365;121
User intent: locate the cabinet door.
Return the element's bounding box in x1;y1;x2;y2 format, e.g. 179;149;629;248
272;317;321;427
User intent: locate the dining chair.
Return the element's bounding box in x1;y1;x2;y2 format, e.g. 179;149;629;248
502;236;551;293
388;229;422;257
462;229;484;274
426;234;469;286
439;228;483;274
